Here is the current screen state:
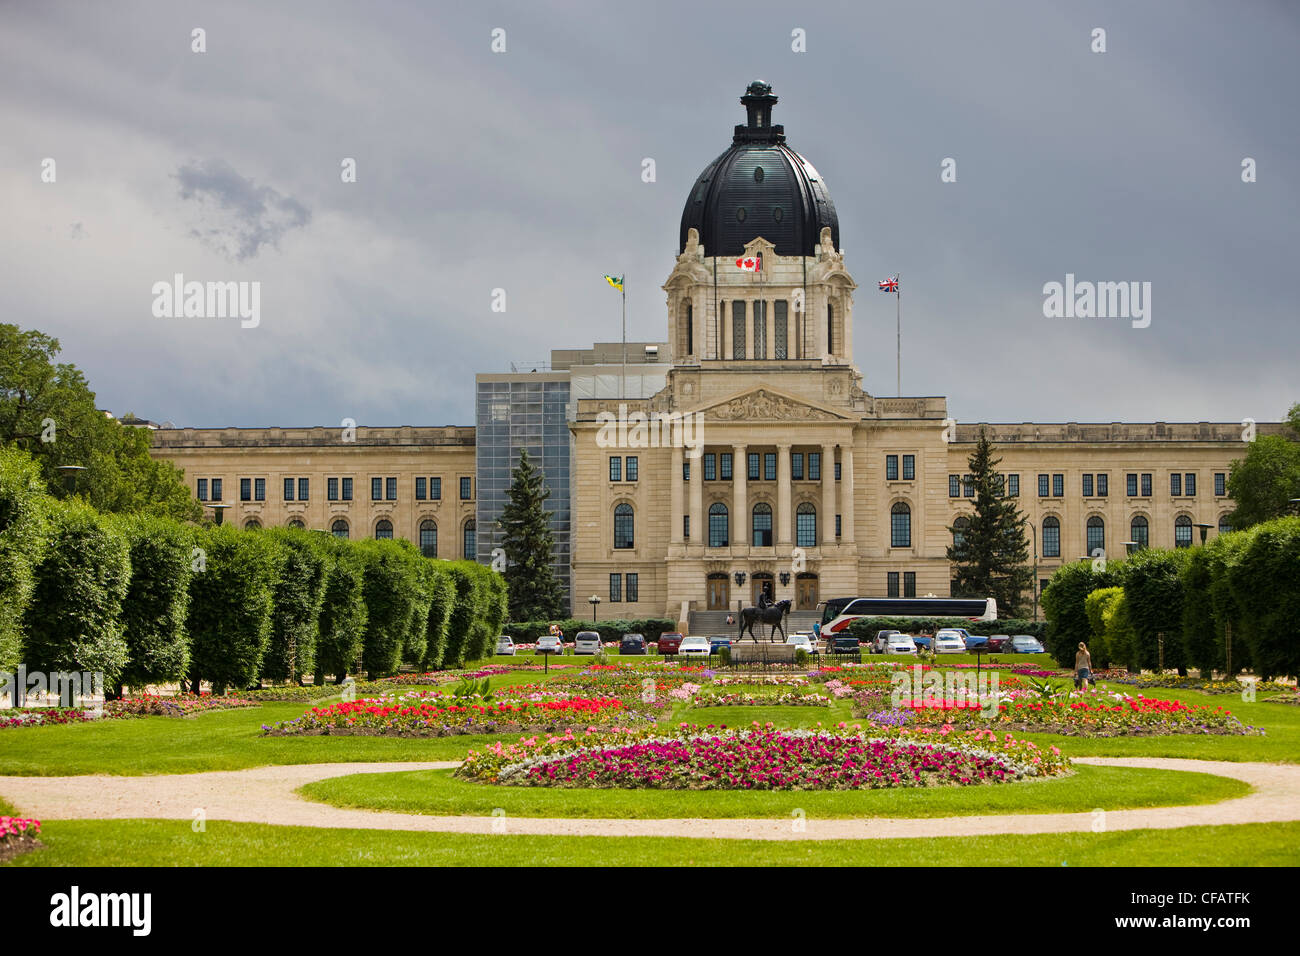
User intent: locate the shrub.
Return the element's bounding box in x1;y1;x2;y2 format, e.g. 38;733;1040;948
23;499;132;686
1102;590;1139;671
0;447;48;672
1041;560;1125;668
1208;532;1249;675
846;617;1047;643
1228;516;1300;679
1180;545;1220;677
261;528;328;684
355;539;423;678
443;563;480;669
186;524;282;693
503;618;678;644
419;561;456;671
1123;548;1192;674
114;513;193;692
313;542;367;684
1082;587;1124;666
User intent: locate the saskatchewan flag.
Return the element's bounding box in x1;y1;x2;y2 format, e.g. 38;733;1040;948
603;274;624;292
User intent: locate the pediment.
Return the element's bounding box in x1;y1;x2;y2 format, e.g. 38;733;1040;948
691;386;850;422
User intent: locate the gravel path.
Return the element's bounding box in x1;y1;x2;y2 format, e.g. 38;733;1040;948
1;757;1296;841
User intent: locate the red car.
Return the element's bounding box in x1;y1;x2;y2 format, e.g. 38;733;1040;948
657;632;684;655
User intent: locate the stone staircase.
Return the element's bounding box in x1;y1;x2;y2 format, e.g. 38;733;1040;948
686;609;822;636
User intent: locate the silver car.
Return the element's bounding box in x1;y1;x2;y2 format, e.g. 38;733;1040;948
573;631;603;655
494;635;515;656
535;634;565;655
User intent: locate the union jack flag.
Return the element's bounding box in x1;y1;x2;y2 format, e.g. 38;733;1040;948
879;275;899;293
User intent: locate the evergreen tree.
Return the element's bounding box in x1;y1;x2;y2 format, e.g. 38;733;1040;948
946;428;1034;616
497;449;565;621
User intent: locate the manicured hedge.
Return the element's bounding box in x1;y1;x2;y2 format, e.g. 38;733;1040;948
355;539;425;678
419;561;456;671
23;499;132;686
114;513;193;692
261;528;328;684
845;617;1047;642
313;541;368;684
1041;560;1126;668
502;618;678;644
0;447;47;673
1121;548;1192;674
1228;516;1300;680
443;563;479;668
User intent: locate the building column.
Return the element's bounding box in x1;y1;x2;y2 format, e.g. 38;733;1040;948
777;443;792;548
840;438;855;544
821;442;836;546
670;444;684;545
732;442;747;548
689;446;704;552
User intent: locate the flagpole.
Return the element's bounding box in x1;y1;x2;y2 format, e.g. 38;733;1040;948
621;279;626;400
896;272;901;397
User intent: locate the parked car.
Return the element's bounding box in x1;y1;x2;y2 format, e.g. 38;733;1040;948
985;634;1013;653
1007;634;1046;654
786;633;815;654
536;634;565;655
679;636;711;658
619;633;648;655
494;635;515;656
933;629;968;654
962;632;990;651
829;635;861;656
657;632;684;655
708;635;732;654
878;632;918;655
574;631;603;655
871;629;901;654
913;634;932;652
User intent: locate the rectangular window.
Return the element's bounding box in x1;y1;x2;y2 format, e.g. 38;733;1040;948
809;453;821;480
1184;473;1196;496
1052;474;1064;497
371;477;382;501
609;456;622;482
834;461;841;481
1141;473;1152;497
682;462;690;482
903;571;916;598
429;477;440;500
732;300;746;359
285;478;296;501
415;477;426;500
1097;473;1108;497
703;453;716;481
460;477;472;500
720;453;732;480
240;478;251;501
342;477;353;501
887;572;900;598
949;475;961;497
683;515;690;539
1042;521;1060;557
1038;474;1050;497
1127;473;1138;496
902;455;915;480
209;478;221;501
993;473;1005;496
626;456;638;481
748;453;760;480
835;514;842;537
963;475;975;498
792;453;804;481
1170;473;1182;496
385;477;396;501
764;453;776;481
774;300;788;359
298;478;309;502
329;477;340;501
197;478;208;501
1082;474;1094;497
1008;474;1019;497
609;573;622;603
885;455;899;480
752;300;767;359
626;573;639;603
254;478;265;501
1215;472;1226;496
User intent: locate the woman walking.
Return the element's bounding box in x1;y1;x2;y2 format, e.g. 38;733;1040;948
1075;641;1093;691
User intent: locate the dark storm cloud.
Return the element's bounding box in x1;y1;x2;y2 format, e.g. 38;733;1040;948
174;159;311;261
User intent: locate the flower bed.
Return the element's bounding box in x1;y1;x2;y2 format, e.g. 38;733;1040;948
456;725;1068;790
105;693;261;718
377;666;514;686
1103;674;1293;695
710;675;811;688
693;691;830;708
0;708;98;729
0;816;42;863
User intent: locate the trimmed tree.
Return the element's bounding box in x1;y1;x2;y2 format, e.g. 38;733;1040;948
419;561;456;671
0;446;48;672
496;449;565;622
314;542;368;684
443;563;480;668
115;513;193;693
1226;433;1300;530
1122;547;1193;674
1041;559;1126;668
261;528;328;685
356;539;423;677
1228;516;1300;679
946;428;1034;617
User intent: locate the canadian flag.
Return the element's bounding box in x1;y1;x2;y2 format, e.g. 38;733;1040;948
736;256;761;272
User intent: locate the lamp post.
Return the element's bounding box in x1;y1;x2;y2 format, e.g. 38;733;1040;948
1287;498;1300;515
209;502;232;526
1193;522;1213;546
1027;520;1039;622
588;594;601;624
1123;540;1139;556
734;570;747;615
56;464;87;495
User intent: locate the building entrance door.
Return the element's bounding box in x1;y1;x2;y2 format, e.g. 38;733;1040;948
706;574;730;611
795;574;819;610
751;574;774;607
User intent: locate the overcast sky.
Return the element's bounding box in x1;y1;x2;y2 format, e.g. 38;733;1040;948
2;0;1296;429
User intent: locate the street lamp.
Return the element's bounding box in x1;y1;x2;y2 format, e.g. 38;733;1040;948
588;594;601;624
56;464;87;495
1027;520;1039;622
1287;498;1300;514
1122;540;1140;556
1193;522;1213;546
779;571;790;587
210;502;233;526
733;570;747;614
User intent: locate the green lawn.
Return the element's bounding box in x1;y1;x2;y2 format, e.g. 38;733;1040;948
7;818;1297;867
298;763;1248;820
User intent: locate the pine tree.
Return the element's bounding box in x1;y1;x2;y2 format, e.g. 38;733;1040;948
946;428;1034;616
496;449;565;621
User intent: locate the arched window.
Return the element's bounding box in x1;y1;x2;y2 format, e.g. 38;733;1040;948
614;503;634;549
288;517;305;529
419;519;437;558
827;303;835;355
1042;516;1060;557
952;515;970;550
375;519;393;540
1174;514;1192;548
1130;515;1148;550
708;502;729;548
890;501;911;548
1087;516;1105;555
243;518;261;531
463;519;477;559
331;518;349;539
1218;514;1232;535
796;502;817;548
752;502;773;547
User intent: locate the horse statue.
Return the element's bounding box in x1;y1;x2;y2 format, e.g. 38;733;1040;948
738;599;792;643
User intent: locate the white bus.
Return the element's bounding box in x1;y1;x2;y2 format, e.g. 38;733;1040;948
818;596;997;636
